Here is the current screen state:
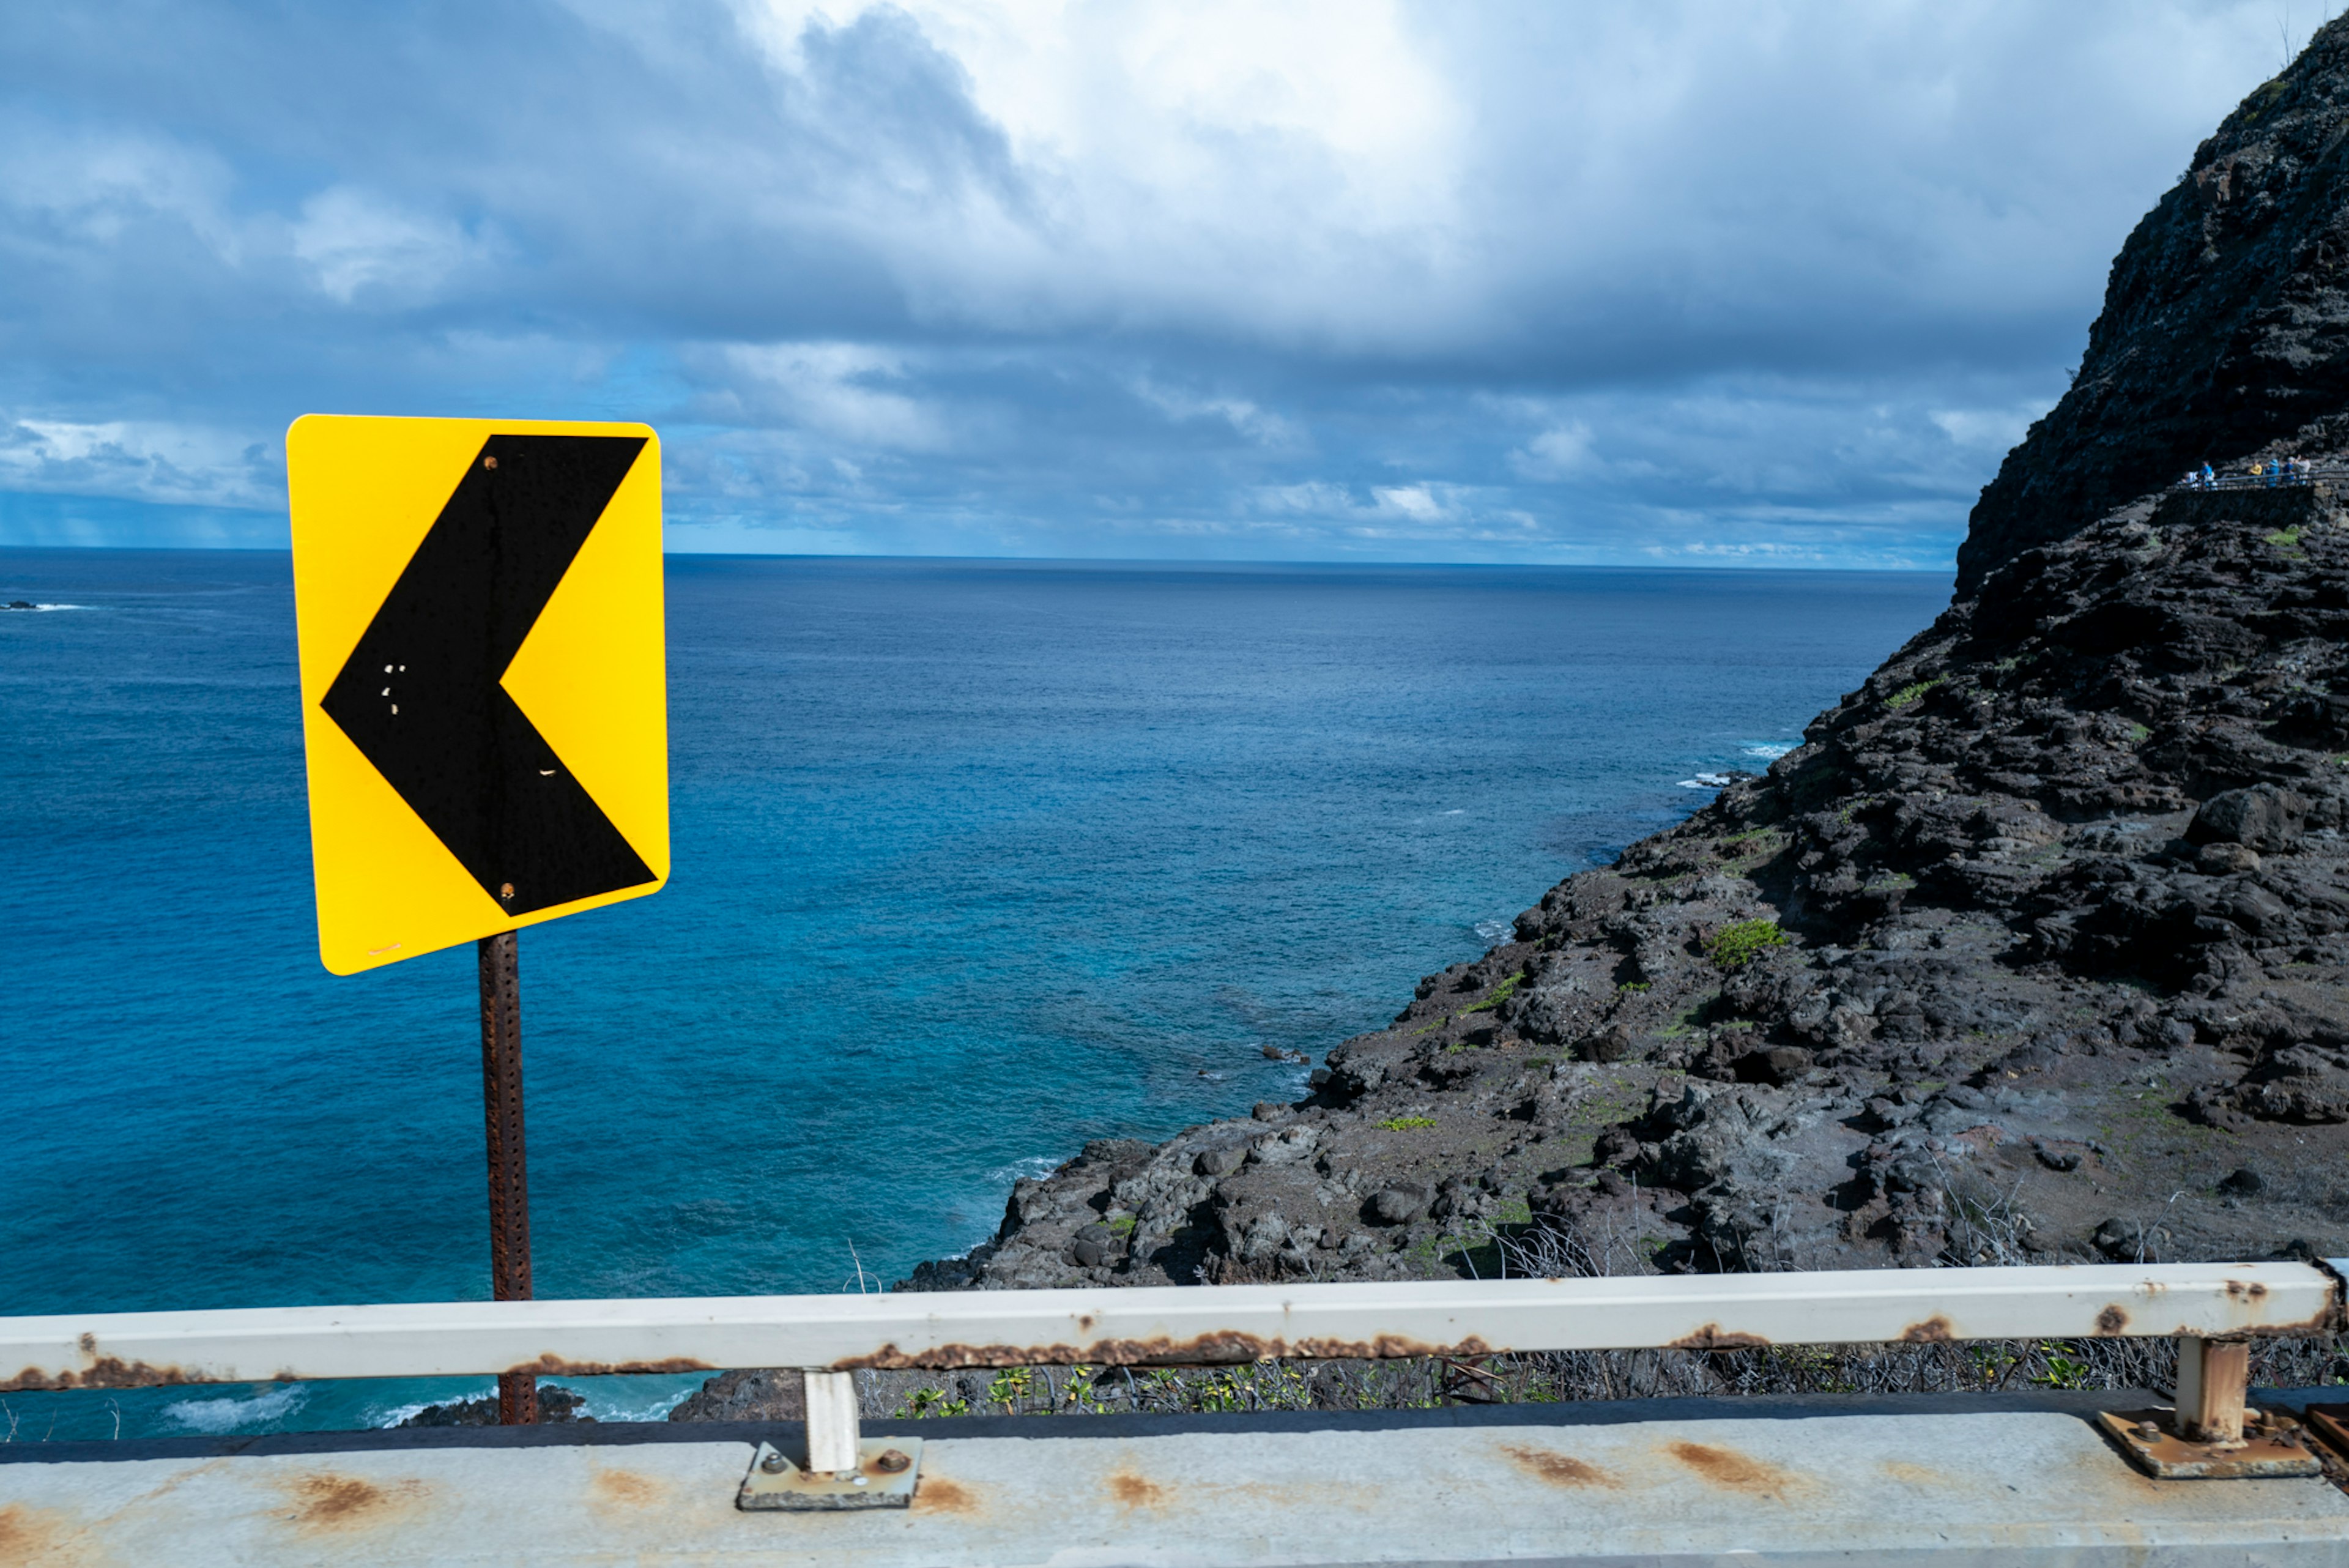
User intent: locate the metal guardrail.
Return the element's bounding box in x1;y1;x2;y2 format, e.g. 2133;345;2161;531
6;1261;2345;1503
4;1261;2334;1390
2170;461;2349;492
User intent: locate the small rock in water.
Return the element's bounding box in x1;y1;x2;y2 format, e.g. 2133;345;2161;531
402;1385;592;1426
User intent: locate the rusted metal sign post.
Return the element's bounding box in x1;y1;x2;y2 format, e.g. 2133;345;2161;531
478;931;536;1423
288;416;671;1424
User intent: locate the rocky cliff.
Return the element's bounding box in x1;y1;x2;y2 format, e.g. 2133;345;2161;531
1962;17;2349;592
902;32;2349;1295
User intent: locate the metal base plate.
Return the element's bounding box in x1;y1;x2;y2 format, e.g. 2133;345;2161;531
737;1436;924;1511
2299;1403;2349;1462
2095;1408;2320;1479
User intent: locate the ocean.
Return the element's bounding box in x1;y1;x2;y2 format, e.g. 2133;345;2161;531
0;549;1948;1438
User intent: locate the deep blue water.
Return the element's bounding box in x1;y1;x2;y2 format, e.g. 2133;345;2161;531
0;549;1946;1437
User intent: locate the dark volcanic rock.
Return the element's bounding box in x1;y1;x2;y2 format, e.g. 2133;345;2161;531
899;35;2349;1294
1960;17;2349;592
399;1386;592;1426
668;1369;803;1422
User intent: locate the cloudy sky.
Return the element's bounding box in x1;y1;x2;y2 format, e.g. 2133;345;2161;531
0;2;2325;565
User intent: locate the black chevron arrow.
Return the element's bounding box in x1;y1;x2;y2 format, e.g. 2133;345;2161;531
321;433;656;918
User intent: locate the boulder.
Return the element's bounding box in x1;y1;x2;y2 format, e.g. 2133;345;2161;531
1367;1184;1431;1225
2188;786;2308;852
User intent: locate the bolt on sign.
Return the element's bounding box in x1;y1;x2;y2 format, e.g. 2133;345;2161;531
288;416;669;974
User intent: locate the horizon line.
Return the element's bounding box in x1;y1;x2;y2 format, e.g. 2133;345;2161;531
0;541;1958;575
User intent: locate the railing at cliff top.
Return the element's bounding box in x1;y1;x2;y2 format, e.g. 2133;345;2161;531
7;1261;2342;1479
7;1261;2338;1389
2170;459;2349;491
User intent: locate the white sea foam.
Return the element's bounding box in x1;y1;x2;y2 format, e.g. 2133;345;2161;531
987;1155;1058;1186
1474;919;1510;942
372;1401;436;1428
1676;773;1733;789
164;1383;307;1433
1442;808;1465;816
369;1382;503;1428
1742;742;1795;759
579;1381;712;1423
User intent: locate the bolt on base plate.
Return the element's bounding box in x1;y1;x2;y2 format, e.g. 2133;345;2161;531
738;1436;924;1511
2096;1409;2320;1479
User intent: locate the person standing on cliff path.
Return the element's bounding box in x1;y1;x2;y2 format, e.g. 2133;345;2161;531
2202;461;2216;488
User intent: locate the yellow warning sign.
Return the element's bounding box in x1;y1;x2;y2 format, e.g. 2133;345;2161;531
288;415;669;975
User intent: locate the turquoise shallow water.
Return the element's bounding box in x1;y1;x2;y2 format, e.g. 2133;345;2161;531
0;550;1947;1437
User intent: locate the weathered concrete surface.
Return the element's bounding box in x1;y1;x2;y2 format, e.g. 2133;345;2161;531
4;1397;2348;1564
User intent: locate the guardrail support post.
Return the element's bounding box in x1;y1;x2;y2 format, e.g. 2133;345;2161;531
803;1370;861;1477
2176;1337;2249;1445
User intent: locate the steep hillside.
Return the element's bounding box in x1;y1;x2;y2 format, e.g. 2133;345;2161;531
908;488;2349;1291
1962;17;2349;590
904;26;2349;1295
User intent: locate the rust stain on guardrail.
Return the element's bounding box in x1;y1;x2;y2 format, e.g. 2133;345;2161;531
280;1473;427;1538
4;1356;210;1392
1664;1442;1813;1501
910;1476;981;1516
1107;1470;1167;1510
836;1331;1498;1370
1501;1444;1619;1489
1665;1325;1770;1351
502;1353;716;1378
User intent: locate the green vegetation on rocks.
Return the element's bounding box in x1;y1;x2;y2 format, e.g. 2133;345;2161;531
1886;677;1944;710
1706;918;1787;970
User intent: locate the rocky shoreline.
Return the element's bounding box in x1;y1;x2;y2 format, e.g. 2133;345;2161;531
899;480;2349;1295
662;28;2349;1425
890;2;2349;1288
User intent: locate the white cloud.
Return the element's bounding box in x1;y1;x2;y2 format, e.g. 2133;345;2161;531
1370;483;1450;522
740;0;1468;341
290;187;488;304
0;418;279;508
1512;422;1597;480
1250;478;1480;533
713;341;952;450
0;0;2323;561
0;119;243;258
1929;404;2042;450
1132;379;1299;447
